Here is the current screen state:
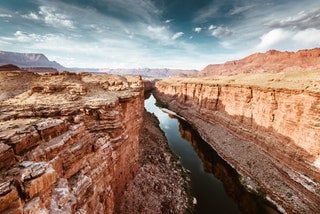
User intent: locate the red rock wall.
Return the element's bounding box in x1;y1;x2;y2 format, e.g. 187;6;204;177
0;72;144;213
155;81;320;213
199;48;320;76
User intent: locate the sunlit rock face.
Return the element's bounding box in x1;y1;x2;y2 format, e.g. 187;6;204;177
199;48;320;76
155;74;320;214
0;71;144;213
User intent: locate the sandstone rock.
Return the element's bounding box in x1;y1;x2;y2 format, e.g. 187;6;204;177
199;48;320;76
0;71;144;213
0;142;16;170
155;73;320;213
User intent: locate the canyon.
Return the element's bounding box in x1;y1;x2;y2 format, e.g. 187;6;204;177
0;70;142;213
1;47;320;213
0;70;191;213
154;70;320;213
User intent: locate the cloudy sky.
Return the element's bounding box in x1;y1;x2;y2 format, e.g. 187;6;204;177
0;0;319;69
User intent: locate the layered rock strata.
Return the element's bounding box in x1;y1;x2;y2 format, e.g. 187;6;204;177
0;71;144;213
154;72;320;213
199;48;320;76
117;111;191;213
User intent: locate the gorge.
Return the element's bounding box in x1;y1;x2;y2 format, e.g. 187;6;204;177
0;65;319;213
154;71;320;213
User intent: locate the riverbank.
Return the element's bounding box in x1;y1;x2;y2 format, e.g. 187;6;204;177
117;110;192;213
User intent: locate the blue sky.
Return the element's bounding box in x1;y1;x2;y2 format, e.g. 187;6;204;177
0;0;319;69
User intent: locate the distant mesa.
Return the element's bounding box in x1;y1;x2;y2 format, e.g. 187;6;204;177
199;48;320;76
0;64;20;71
0;50;65;71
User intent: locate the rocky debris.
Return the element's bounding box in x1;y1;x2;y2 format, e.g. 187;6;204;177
117;111;192;213
199;48;320;76
154;73;320;213
0;70;144;213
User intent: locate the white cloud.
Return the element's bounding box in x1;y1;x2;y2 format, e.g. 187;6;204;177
211;26;233;38
229;5;255;15
292;28;320;46
100;0;161;23
194;27;202;33
269;8;320;30
255;27;320;51
208;25;215;30
172;32;184;40
37;6;75;29
193;2;219;23
146;25;171;42
147;26;166;34
0;14;12;18
1;31;49;43
165;19;172;24
22;12;39;20
256;29;292;51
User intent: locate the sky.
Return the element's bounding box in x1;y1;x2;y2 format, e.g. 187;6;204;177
0;0;319;69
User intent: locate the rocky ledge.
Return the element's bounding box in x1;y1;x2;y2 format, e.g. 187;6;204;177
0;71;144;213
154;70;320;213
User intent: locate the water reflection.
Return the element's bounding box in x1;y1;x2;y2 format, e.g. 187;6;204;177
145;94;278;214
178;119;279;214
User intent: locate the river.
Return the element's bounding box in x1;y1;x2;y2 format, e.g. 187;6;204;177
145;94;278;214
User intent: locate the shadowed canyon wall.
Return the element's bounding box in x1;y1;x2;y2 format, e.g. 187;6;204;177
0;71;144;213
155;79;320;213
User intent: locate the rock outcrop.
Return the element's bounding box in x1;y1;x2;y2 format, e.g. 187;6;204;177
154;71;320;213
0;71;144;213
199;48;320;76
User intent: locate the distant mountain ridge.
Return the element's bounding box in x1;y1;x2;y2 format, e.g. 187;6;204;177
0;50;65;71
0;50;198;77
199;48;320;76
99;68;198;78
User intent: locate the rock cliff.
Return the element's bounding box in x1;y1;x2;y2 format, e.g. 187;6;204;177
199;48;320;76
154;71;320;213
0;71;144;213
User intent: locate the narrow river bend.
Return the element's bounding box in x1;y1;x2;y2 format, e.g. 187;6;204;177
145;94;278;214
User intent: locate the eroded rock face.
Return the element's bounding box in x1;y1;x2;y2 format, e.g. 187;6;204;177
199;48;320;76
0;71;144;213
155;75;320;213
